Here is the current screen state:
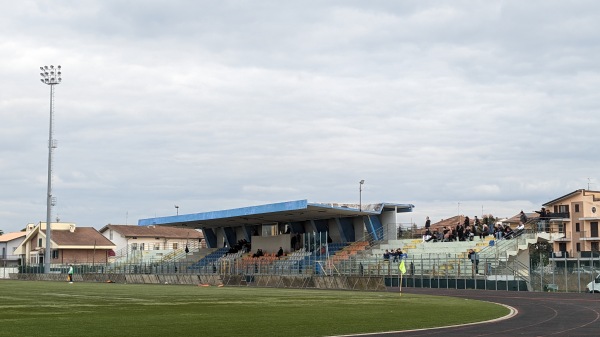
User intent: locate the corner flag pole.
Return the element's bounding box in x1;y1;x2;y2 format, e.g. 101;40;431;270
399;259;406;295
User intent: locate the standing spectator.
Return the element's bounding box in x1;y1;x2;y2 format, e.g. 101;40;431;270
425;216;431;230
468;249;479;275
519;210;528;226
290;234;297;251
456;223;465;241
294;233;301;250
67;264;74;283
535;207;548;232
474;216;484;240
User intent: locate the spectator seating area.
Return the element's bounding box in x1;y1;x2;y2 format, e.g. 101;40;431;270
356;237;495;276
185;241;367;275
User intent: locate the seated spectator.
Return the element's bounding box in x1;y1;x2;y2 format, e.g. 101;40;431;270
383;249;390;261
442;227;450;242
503;225;515;239
276;247;284;258
425;230;438;242
482;224;489;238
252;249;264;258
392;248;402;262
494;224;504;240
423;229;432;243
436;230;443;242
511;223;525;238
393;249;403;262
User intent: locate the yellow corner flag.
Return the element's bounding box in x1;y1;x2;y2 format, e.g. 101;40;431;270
399;260;406;274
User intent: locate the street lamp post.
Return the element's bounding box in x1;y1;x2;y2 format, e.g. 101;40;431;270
175;205;179;215
40;65;62;273
359;180;365;211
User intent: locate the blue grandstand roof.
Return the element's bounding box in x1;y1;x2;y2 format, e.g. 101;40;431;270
138;199;413;229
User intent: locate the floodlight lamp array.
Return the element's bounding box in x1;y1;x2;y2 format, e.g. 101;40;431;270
39;65;62;85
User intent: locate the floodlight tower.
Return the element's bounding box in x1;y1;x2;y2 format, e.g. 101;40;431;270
359;180;365;211
40;65;62;273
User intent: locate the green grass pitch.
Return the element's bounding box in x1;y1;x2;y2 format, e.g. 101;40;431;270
0;280;508;336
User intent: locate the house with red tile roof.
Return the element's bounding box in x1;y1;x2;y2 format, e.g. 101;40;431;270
14;222;115;265
98;224;204;255
0;231;27;265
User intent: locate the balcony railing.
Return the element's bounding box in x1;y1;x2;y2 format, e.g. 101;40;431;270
577;231;600;241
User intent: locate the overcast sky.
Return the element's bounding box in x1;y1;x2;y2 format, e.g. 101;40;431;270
1;1;599;233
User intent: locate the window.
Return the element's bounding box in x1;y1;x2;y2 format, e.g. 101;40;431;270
132;243;138;250
262;223;278;236
38;238;43;247
577;243;581;252
172;243;178;250
558;205;569;213
576;223;580;232
154;244;160;250
109;230;113;240
52;250;59;259
575;204;580;213
1;247;5;259
593;242;600;252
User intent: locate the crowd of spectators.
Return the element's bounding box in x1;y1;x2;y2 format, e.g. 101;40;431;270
226;239;251;255
422;213;527;243
383;248;404;262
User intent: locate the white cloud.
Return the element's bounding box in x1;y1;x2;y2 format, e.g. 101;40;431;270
1;1;600;232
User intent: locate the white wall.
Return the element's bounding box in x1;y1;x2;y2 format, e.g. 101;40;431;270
251;234;291;254
0;267;18;279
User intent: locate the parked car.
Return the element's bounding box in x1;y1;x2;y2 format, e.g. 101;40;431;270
587;275;600;293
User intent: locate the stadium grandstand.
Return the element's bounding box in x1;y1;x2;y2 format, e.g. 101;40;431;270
12;198;588;293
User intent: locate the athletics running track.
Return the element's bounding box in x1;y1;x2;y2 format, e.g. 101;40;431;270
353;288;600;337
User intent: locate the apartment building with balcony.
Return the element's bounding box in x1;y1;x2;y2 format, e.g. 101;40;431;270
543;189;600;261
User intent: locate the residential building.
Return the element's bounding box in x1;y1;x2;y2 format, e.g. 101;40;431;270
14;222;115;265
543;189;600;260
98;224;204;254
0;232;26;265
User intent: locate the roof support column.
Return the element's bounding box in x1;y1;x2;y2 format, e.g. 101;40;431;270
365;215;384;241
202;228;217;249
310;219;328;233
221;227;237;248
335;217;355;243
242;225;254;241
